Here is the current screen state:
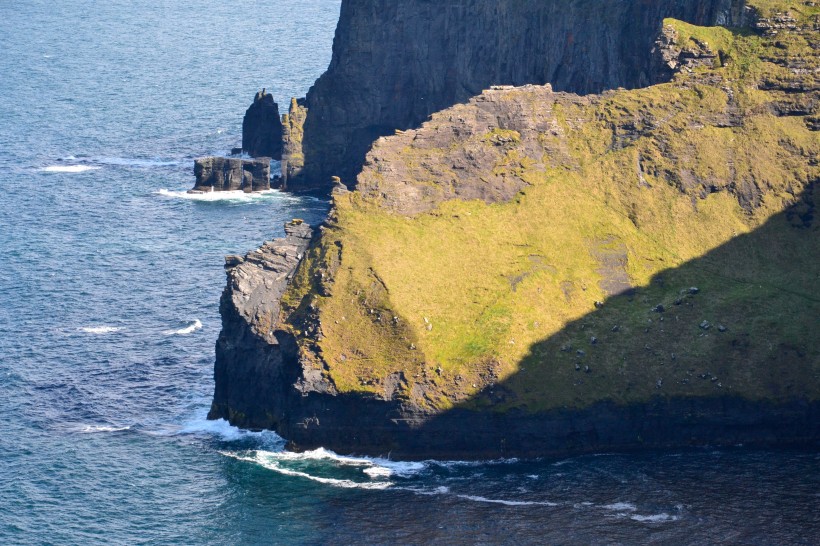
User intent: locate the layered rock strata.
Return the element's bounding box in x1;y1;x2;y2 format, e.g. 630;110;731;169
286;0;753;191
211;0;820;458
191;157;271;193
209;221;314;426
242;91;283;159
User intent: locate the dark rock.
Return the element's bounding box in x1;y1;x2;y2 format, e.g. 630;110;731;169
191;157;271;193
225;255;245;268
242;91;283;160
285;0;753;191
230;147;243;156
208;221;316;429
654;304;666;313
700;320;712;330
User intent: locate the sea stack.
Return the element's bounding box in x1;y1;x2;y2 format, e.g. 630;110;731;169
242;90;284;160
191;157;271;193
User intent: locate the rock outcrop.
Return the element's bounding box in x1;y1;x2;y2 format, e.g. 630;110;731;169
191;157;271;193
209;221;315;427
211;0;820;458
242;91;283;160
285;0;754;191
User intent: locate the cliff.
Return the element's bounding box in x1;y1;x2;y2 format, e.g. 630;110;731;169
210;0;820;458
286;0;754;191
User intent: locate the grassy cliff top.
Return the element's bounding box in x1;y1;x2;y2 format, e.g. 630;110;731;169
281;2;819;414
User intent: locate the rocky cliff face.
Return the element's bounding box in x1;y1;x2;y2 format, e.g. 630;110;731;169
286;0;753;190
211;0;820;458
191;157;271;193
209;221;316;427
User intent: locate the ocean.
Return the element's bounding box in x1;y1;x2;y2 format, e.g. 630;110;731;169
0;1;818;544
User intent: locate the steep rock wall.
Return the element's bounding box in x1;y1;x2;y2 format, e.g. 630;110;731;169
289;0;751;190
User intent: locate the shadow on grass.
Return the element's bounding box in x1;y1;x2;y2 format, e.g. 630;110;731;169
278;182;820;459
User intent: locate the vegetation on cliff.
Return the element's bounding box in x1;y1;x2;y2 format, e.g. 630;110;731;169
279;1;819;417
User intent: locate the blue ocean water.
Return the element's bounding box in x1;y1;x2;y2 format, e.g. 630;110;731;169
0;1;818;544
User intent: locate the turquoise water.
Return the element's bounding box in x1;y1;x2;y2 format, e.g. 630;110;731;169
1;1;818;544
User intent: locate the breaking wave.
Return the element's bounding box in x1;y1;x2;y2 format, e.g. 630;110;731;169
41;165;101;173
77;425;132;434
164;319;202;336
78;326;122;334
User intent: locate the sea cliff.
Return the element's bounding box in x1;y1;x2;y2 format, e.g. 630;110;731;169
210;0;820;458
286;0;754;191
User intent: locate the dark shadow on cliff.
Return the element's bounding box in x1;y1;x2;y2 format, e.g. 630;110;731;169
280;183;820;459
389;182;820;459
297;0;752;189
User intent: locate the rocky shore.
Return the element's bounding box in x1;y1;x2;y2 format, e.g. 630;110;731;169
208;0;819;459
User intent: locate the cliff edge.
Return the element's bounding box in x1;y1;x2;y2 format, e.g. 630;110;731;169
210;0;820;458
287;0;754;191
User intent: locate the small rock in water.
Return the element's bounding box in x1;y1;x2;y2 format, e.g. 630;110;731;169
700;320;711;330
584;366;591;374
594;301;604;309
577;349;586;357
611;325;620;332
653;304;665;313
590;336;598;345
689;287;700;295
575;363;581;371
718;324;727;332
656;379;664;389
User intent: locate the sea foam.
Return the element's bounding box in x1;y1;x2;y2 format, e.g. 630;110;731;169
156;189;279;203
164;319;202;336
630;513;680;523
78;326;122;334
222;450;395;490
78;425;131;434
455;494;558;507
41;165;101;173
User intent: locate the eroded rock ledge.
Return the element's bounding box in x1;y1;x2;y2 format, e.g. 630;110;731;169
191;157;271;193
208;221;317;426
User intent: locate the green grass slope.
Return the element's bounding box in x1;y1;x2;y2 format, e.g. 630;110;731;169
281;1;819;414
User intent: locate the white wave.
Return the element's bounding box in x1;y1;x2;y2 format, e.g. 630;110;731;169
164;319;202;336
95;157;182;168
156;189;283;203
428;457;520;470
630;513;679;523
221;451;393;490
78;425;131;434
175;417;283;445
78;326;122;334
603;502;637;512
456;494;557;507
256;447;427;479
41;165;101;173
